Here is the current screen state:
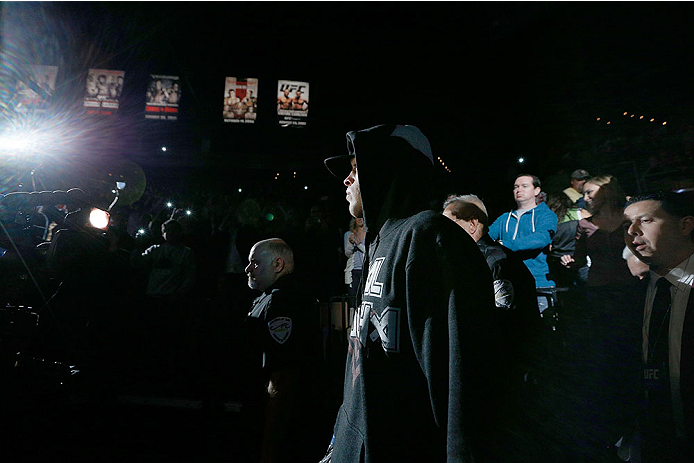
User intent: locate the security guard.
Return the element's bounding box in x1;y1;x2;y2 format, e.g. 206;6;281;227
243;238;325;463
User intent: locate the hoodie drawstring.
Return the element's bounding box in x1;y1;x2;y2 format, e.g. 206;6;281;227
506;208;536;241
531;208;536;233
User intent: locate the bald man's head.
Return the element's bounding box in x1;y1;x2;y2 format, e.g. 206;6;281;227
245;238;295;291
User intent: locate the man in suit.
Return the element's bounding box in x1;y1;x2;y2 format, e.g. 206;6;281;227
623;191;694;462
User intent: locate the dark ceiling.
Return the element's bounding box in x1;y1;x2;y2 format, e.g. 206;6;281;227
2;2;693;205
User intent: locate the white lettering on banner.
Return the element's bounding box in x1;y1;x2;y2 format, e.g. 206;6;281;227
363;257;385;297
279;83;307;93
278;110;308;116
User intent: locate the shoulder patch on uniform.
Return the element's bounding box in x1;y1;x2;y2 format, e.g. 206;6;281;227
268;317;292;344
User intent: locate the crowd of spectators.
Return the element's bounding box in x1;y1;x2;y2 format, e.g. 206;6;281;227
114;181;347;302
14;168;657;386
2;160;692;461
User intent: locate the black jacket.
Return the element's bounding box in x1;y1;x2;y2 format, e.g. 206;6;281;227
477;234;542;381
331;125;500;463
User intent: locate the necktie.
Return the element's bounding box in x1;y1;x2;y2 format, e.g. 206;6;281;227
649;277;672;366
646;277;673;425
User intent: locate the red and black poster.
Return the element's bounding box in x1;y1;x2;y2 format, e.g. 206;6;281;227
223;77;258;123
84;69;124;115
145;74;181;120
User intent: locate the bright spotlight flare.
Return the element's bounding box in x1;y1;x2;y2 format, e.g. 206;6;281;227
89;208;110;230
0;124;62;156
0;133;33;152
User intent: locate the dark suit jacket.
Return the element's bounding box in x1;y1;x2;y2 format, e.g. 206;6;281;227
679;285;694;439
639;274;694;440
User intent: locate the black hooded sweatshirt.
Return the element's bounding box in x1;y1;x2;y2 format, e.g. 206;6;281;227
330;125;501;463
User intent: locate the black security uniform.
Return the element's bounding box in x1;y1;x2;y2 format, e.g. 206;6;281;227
244;273;326;462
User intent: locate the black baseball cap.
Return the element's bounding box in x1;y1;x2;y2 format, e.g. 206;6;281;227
323;124;433;178
570;169;590;180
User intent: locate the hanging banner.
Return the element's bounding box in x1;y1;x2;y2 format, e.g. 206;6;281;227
84;69;124;115
12;64;58;113
223;77;258;123
277;80;309;127
145;74;180;120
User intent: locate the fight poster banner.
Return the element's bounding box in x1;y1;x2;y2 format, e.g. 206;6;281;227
145;75;180;120
223;77;258;123
84;69;124;115
12;64;58;113
277;80;309;127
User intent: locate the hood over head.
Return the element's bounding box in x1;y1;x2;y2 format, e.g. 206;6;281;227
325;124;434;233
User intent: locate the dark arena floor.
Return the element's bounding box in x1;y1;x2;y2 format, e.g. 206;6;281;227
2;363;262;462
0;304;343;463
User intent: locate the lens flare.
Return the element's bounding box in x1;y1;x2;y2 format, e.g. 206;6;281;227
88;208;109;229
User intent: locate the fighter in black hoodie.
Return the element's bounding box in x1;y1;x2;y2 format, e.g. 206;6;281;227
324;125;502;462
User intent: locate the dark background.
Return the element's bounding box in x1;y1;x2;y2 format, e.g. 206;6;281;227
2;4;694;460
2;1;694;215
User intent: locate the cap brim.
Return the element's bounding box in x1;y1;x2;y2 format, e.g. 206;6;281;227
323;154;353;179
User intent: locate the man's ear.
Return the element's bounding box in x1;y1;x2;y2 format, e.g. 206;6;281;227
469;217;481;235
274;257;285;274
680;216;694;237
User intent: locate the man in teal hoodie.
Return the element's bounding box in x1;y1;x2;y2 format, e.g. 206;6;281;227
488;174;558;305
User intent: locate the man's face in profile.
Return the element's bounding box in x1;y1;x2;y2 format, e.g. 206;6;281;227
245;244;277;291
344;157;363;219
624;199;683;268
